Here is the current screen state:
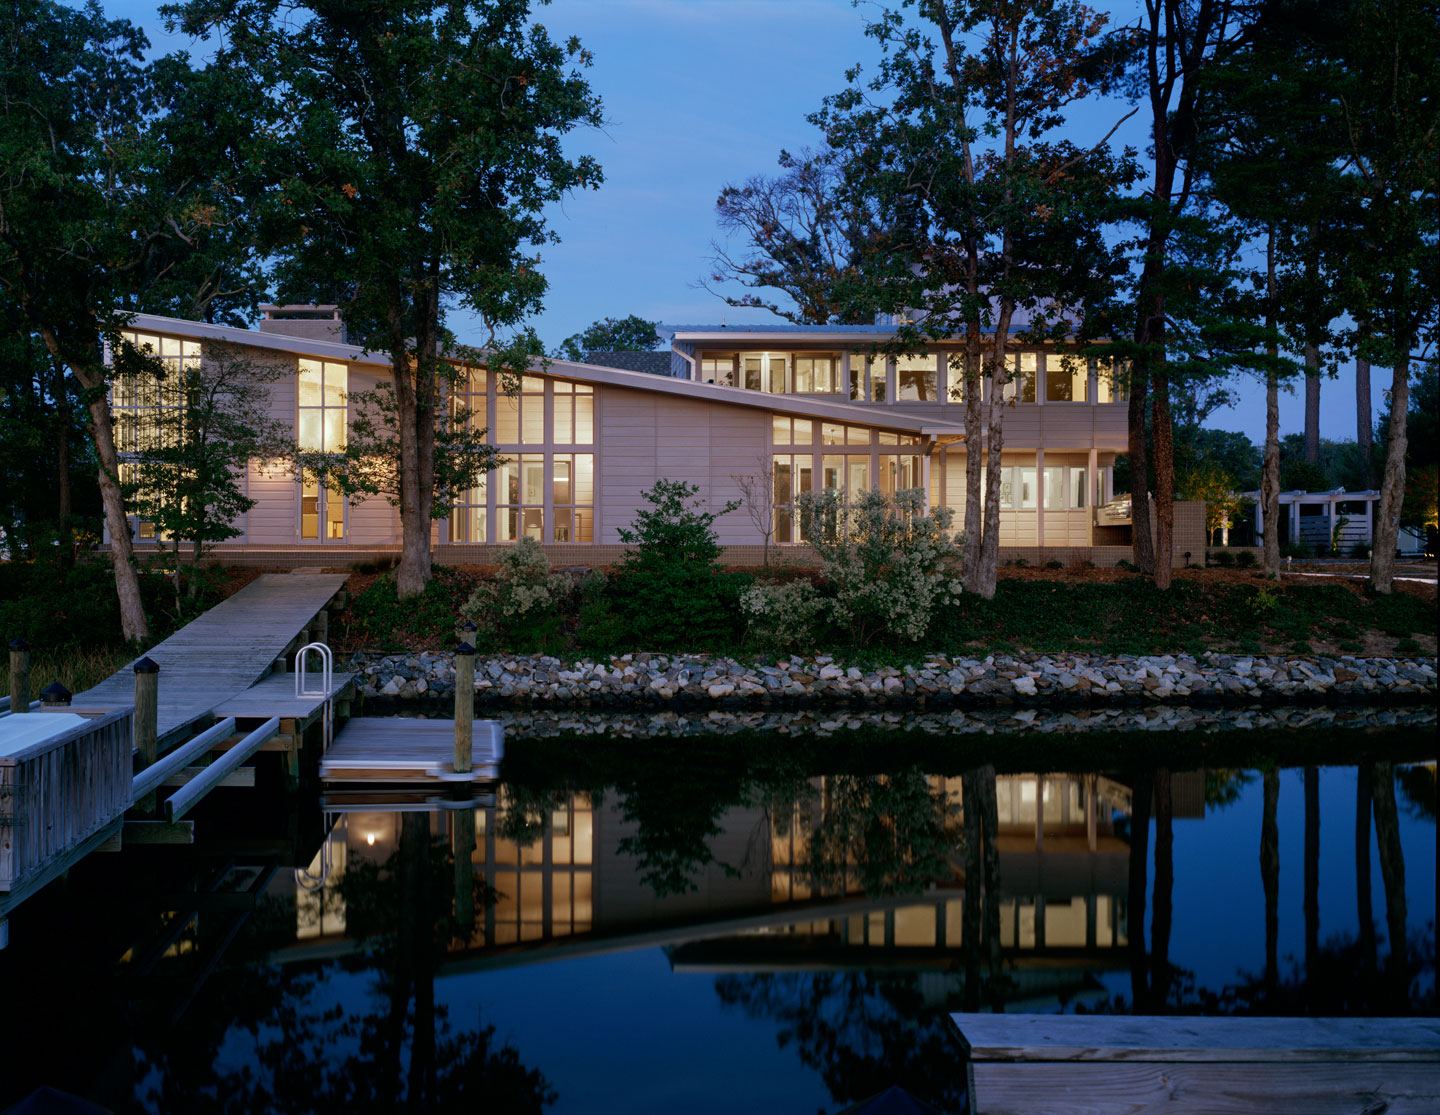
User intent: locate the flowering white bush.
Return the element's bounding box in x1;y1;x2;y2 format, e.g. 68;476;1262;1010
463;537;571;636
740;578;826;650
796;487;964;644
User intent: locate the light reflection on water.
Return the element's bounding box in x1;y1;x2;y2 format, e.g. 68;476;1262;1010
0;710;1434;1114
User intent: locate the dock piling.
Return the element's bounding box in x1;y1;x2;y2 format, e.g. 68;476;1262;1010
134;657;160;812
453;641;475;773
39;683;71;707
8;639;29;715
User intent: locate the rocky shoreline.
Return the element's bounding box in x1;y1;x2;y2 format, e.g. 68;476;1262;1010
344;650;1438;707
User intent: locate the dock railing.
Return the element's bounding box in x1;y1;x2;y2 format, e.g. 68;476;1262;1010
296;642;334;753
1;707;134;894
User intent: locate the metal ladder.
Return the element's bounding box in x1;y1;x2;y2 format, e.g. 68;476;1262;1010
295;641;335;753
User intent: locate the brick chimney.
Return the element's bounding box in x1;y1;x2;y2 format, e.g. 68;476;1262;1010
258;304;346;344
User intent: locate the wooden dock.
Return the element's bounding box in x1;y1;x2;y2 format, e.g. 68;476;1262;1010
74;573;347;744
319;718;503;783
953;1014;1440;1115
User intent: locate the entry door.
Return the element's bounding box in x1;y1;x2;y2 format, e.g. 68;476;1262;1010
301;474;346;541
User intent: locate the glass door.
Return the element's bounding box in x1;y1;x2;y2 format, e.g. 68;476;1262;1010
301;473;346;541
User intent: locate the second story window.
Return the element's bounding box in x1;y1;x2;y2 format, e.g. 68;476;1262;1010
896;354;938;401
1001;353;1038;403
298;358;348;450
1046;357;1088;402
793;355;839;394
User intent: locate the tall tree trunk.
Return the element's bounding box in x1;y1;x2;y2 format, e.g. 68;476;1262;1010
1369;347;1409;592
1370;760;1408;1005
1304;342;1321;465
52;358;72;549
1355;355;1374;489
1356;763;1377;977
978;314;1014;600
1262;229;1282;577
1127;369;1154;574
390;296;440;600
1260;770;1280;990
38;328;149;641
962;315;985;594
1151;366;1174;589
962;768;983;1012
1304;766;1320;995
1128;769;1153;1011
1149;769;1173;1009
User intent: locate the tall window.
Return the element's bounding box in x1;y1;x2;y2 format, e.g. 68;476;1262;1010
298;358;348;541
772;454;814;543
298;358;348;453
879;454;922;496
999;465;1037;509
499;455;545;541
114;332;198;452
896;354;937;401
497;375;545;443
742;353;790;393
553;381;594;444
1001;353;1038;403
1097;359;1130;403
553;454;594;542
1045;356;1088;402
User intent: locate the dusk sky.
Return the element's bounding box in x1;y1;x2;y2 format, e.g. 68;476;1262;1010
111;0;1378;455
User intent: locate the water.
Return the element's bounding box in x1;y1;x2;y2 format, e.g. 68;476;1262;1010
0;708;1434;1114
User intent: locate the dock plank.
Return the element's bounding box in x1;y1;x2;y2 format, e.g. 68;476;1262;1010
320;718;503;783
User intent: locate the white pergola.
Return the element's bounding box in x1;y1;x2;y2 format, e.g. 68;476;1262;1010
1245;488;1379;546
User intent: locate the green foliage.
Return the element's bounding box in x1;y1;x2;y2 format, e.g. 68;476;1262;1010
1210;549;1236;568
584;480;747;652
555;315;663;362
462;538;571;652
346;567;467;649
1235;550;1258;568
795;488;965;645
740;577;826;652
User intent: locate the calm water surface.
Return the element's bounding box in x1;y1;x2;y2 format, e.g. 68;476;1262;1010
0;708;1434;1114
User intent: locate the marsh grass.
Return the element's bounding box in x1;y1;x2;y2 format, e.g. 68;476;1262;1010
1;644;136;700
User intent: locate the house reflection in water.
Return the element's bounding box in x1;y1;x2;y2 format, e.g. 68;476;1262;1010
290;771;1204;990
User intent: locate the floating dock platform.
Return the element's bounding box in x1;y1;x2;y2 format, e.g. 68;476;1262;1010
318;718;503;784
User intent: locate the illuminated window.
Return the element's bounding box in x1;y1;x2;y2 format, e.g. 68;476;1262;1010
554;381;593;444
772;416;814;446
742;353;790;393
1044;465;1066;510
497;375;545;444
1097;359;1130;403
452;475;489;543
1000;353;1038;403
773;454;814;543
298;358;348;451
1069;466;1088;509
879;454;921;497
1000;466;1037;510
701;354;737;387
553;454;594;542
499;454;545;541
896;354;937;401
114;332;197;453
1046;356;1088;402
793;355;838;393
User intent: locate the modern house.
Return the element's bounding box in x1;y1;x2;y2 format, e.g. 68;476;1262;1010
111;310;1204;566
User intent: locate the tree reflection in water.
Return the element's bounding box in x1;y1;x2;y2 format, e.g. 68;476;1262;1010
134;812;555;1114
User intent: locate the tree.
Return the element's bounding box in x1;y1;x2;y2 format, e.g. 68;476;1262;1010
813;0;1138;599
170;0;605;599
555;314;662;362
1111;0;1251;590
118;339;291;604
1377;361;1439;528
0;1;242;639
1177;463;1245;544
705;147;889;325
1322;0;1439;592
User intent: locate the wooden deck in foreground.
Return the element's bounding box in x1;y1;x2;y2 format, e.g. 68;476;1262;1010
319;718;503;784
74;573;346;743
954;1014;1440;1115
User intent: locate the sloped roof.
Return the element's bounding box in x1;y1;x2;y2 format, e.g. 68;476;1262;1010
584;350;674;376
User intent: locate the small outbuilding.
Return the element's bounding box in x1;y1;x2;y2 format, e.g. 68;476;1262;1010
1244;488;1379;553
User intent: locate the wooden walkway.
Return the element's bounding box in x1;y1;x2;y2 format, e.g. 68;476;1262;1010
319;718;503;784
954;1014;1440;1115
75;574;346;743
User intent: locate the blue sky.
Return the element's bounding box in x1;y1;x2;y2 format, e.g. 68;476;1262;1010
108;0;1377;450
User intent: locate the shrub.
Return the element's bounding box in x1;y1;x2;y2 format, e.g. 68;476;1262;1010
1235;550;1257;568
462;538;571;651
1116;559;1137;572
740;578;826;651
1280;541;1310;560
1349;542;1371;559
583;479;747;650
1045;560;1063;570
796;488;964;644
1210;549;1236;568
1249;584;1280;616
347;567;465;648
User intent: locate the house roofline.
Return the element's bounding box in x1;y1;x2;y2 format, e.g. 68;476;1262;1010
126;313;966;437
